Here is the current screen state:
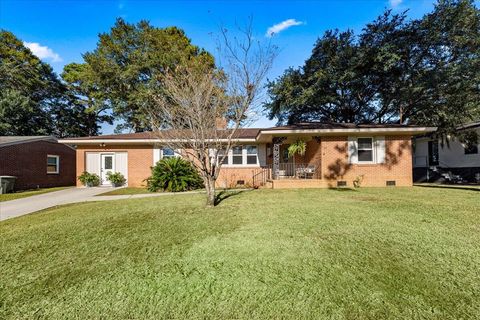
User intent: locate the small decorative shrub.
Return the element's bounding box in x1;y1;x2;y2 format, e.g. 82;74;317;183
353;175;364;188
106;171;126;187
147;157;204;192
78;171;100;187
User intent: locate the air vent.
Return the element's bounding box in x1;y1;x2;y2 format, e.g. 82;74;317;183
386;180;396;186
337;181;347;187
237;180;245;185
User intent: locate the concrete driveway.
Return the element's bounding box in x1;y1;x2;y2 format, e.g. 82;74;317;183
0;187;113;221
0;187;210;222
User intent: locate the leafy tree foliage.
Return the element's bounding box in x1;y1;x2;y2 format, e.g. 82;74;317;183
61;63;113;136
265;0;480;137
0;30;106;137
0;30;58;135
74;18;215;132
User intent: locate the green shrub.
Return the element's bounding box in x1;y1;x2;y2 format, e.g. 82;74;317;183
78;172;100;187
147;157;204;192
106;172;126;187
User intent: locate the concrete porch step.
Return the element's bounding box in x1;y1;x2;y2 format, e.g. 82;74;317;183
270;179;332;189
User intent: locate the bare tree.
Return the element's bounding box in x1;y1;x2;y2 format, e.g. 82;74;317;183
149;21;277;206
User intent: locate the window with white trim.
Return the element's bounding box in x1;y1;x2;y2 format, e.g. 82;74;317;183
162;148;175;158
232;146;243;165
217;149;228;164
357;138;374;162
217;145;259;166
246;145;258;164
47;155;59;174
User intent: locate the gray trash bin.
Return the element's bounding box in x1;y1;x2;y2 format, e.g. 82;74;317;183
0;176;17;194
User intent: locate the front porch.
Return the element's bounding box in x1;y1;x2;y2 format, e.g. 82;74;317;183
252;134;325;188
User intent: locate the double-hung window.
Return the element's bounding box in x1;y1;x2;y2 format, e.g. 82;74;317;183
47;155;59;174
246;146;258;165
232;146;243;165
218;145;259;166
357;138;374;163
217;149;228;164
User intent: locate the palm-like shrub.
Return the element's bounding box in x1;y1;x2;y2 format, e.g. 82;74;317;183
147;157;204;192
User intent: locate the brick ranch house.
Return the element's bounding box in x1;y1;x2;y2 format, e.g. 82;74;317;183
60;123;436;189
0;136;76;190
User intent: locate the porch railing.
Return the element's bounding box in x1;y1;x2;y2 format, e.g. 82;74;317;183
272;163;320;180
252;167;271;188
252;163;321;187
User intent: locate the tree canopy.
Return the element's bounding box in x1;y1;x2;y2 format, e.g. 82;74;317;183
0;30;106;137
265;0;480;137
71;18;215;132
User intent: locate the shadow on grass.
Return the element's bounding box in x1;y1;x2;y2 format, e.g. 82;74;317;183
214;190;249;206
414;184;480;192
328;187;357;192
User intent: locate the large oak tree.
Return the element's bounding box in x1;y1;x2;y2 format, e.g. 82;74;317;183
0;30;106;137
68;18;215;132
265;0;480;137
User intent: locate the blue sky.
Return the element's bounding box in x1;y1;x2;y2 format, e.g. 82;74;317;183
1;0;441;133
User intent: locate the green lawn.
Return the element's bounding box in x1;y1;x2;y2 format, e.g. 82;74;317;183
0;186;70;202
97;187;151;196
1;187;479;319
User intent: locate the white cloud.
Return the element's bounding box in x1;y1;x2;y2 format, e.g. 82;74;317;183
389;0;403;8
23;41;62;62
266;19;304;37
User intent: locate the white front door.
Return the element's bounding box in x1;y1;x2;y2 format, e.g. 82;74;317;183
100;154;115;185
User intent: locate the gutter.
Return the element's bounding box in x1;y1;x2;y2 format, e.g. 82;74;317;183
59;138;257;144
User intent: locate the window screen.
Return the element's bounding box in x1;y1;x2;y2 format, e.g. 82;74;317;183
47;156;59;173
357;138;373;162
246;145;257;165
232;146;243;165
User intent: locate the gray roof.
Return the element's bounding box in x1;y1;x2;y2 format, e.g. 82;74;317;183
0;136;57;147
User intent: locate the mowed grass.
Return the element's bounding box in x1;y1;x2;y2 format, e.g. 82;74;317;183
1;187;479;319
0;187;70;202
97;187;151;196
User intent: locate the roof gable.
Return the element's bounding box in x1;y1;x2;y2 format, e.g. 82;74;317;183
0;136;57;148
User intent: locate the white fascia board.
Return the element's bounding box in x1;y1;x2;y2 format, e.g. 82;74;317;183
257;127;437;138
59;138;257;144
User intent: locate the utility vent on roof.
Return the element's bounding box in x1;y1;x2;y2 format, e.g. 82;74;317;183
386;180;396;186
337;181;347;187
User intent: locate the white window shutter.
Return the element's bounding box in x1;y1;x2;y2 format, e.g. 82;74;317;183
348;137;358;164
153;147;161;165
258;144;267;166
375;136;386;163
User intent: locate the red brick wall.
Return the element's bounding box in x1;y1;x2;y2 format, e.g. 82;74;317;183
320;135;413;187
76;145;153;187
73;135;414;189
0;141;76;190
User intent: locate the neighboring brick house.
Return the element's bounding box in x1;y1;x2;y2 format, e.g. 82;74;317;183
60;123;435;189
0;136;76;190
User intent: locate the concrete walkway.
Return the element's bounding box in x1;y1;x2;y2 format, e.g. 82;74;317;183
0;187;210;222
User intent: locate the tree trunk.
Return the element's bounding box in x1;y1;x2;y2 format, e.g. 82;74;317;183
205;176;216;207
